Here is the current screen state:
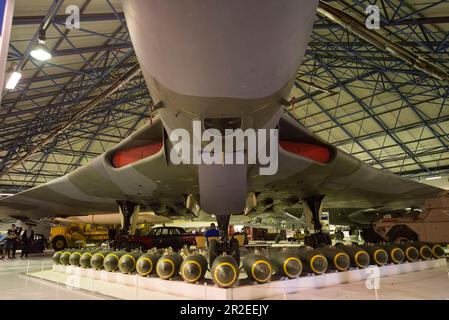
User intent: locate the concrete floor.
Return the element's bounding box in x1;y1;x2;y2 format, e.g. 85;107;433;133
268;266;449;300
1;253;448;300
0;253;105;300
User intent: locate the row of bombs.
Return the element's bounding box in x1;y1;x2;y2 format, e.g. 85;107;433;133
52;242;445;288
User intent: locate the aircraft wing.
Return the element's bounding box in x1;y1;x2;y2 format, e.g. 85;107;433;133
0;117;198;220
249;114;447;211
1;113;445;221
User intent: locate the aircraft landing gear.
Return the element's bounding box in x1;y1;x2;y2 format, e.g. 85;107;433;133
208;214;240;288
208;215;240;266
117;201;140;250
303;195;332;249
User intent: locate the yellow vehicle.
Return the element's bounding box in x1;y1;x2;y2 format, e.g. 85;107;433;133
50;224;110;251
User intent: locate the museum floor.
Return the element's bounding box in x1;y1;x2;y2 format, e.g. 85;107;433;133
0;253;448;300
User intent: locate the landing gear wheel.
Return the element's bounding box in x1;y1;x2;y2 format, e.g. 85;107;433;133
361;228;385;244
52;236;67;251
388;227;418;243
229;238;240;266
304;232;332;249
208;239;219;267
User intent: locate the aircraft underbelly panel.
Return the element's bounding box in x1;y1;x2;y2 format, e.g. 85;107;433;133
123;0;319;99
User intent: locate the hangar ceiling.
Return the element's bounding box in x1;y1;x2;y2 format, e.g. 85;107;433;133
1;0;449;194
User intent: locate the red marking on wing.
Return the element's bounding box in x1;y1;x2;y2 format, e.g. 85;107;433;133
280;140;331;163
112;143;163;168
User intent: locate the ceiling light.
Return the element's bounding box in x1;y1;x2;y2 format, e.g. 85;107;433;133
5;71;22;90
30;32;52;61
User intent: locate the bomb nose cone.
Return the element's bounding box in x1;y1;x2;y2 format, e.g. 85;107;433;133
91;254;105;270
310;255;328;274
211;256;239;288
270;252;302;279
420;245;433;260
182;261;201;282
283;257;302;278
339;246;370;269
390;248;405;264
431;244;445;258
104;253;121;272
119;255;136;274
374;249;388;266
214;264;235;286
156;253;183;280
157;259;175;279
334;253;350;271
136;254;159;277
80;252;93;268
180;254;207;283
354;251;370;268
405;247;419;262
60;252;71;265
136;259;152;276
251;260;272;283
243;254;273;283
69;252;82;266
52;252;62;264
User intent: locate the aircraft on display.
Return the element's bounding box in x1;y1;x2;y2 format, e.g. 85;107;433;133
0;218;54;239
0;0;447;265
190;210;305;232
328;208;423;228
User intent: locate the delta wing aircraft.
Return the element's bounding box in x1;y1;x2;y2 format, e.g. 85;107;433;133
0;1;447;263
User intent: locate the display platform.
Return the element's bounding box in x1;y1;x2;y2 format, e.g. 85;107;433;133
26;258;447;300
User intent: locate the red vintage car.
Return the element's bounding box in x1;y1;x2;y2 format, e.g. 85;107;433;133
128;227;197;251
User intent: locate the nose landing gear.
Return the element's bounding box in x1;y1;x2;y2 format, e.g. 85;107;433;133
208;214;241;288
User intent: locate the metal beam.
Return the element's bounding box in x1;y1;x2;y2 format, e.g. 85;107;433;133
0;63;142;179
12;12;125;25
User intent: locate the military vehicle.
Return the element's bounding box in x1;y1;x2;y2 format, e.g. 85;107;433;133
363;198;449;244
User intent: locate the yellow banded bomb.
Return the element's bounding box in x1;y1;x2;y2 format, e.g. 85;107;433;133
156;252;183;280
52;251;62;264
211;255;239;288
339;245;370;268
296;248;328;275
59;250;73;266
410;242;433;260
104;251;127;272
426;243;445;258
80;249;101;268
69;251;83;266
118;252;143;274
270;251;302;279
381;244;405;264
359;245;388;266
318;247;350;271
243;254;273;283
396;243;419;262
136;252;160;277
90;250;112;270
180;254;208;283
